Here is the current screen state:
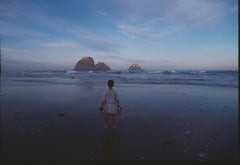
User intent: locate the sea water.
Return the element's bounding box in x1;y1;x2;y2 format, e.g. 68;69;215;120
1;70;238;88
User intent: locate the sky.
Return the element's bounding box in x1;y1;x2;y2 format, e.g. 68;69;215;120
0;0;238;70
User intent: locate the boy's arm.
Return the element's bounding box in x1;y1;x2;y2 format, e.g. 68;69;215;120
101;100;105;107
100;93;106;108
115;92;120;107
116;100;120;107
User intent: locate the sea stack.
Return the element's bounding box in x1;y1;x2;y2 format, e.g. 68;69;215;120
128;64;142;70
94;62;111;71
74;57;95;71
73;57;111;71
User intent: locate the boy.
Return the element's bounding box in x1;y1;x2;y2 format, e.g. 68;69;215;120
100;80;121;129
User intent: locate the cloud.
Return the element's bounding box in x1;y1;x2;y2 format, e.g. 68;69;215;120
66;25;124;52
116;0;238;39
2;58;70;70
166;0;222;23
117;23;150;38
0;0;48;24
97;10;107;16
117;23;175;39
41;40;78;47
0;0;58;37
0;0;123;53
0;0;27;18
0;20;48;37
38;26;123;52
157;0;237;26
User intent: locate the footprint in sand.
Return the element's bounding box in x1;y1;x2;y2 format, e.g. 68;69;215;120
176;113;193;153
223;106;231;112
197;152;207;160
14;111;23;115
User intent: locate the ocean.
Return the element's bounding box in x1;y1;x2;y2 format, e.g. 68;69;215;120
1;70;238;88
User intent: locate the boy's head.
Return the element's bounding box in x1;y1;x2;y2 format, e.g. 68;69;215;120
108;80;114;88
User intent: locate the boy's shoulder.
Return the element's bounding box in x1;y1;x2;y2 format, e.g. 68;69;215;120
105;89;118;94
112;89;118;93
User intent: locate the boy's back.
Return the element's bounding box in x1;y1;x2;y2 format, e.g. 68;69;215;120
102;89;119;104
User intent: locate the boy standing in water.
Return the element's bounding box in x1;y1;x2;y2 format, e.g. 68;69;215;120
100;80;121;129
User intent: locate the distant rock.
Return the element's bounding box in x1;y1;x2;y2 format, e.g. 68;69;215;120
128;64;142;70
73;57;95;71
94;62;111;71
73;57;111;71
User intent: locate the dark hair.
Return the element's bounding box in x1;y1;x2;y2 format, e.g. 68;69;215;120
108;80;114;87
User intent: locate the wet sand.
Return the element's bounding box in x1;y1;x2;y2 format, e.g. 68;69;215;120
0;82;238;162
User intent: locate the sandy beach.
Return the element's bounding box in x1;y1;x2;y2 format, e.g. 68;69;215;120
0;78;238;162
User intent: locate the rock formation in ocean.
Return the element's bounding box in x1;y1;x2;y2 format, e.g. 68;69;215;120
73;56;111;71
128;64;142;70
94;62;111;71
74;57;95;71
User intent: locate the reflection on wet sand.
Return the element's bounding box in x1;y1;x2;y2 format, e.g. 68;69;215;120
99;129;120;160
76;79;94;92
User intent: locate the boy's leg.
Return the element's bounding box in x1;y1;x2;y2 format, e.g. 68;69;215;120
105;113;110;128
111;114;116;128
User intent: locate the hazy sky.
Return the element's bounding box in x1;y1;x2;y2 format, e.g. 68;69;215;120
0;0;238;70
